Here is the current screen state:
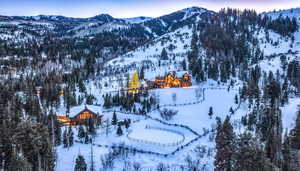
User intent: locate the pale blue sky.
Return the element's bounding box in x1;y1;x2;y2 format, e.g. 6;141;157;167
0;0;299;18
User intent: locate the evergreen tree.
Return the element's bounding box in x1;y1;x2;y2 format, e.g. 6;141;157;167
215;116;235;171
78;81;86;93
84;134;90;144
78;125;85;140
47;112;61;146
290;111;300;149
258;105;283;168
264;78;281;106
281;79;289;105
11;120;55;170
74;155;87;171
282;131;292;171
161;48;168;60
124;119;130;129
8;152;33;171
55;119;62;146
182;59;187;70
68;127;74;147
63;129;69;148
85;55;96;77
229;107;234;115
139;67;145;80
208;107;213;119
89;143;95;171
232;133;273;171
111;111;118;125
128;72;141;93
86;95;95;105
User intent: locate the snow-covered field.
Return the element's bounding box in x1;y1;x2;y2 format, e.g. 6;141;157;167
55;81;242;170
152;87;240;133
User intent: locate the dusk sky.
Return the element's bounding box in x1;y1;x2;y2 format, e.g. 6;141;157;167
1;0;299;18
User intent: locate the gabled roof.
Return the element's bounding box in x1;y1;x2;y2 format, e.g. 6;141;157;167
72;107;104;119
57;105;102;117
75;107;97;117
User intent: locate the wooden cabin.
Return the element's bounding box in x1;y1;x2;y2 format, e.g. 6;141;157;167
57;107;102;126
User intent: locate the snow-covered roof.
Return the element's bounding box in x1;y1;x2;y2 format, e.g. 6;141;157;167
57;105;102;118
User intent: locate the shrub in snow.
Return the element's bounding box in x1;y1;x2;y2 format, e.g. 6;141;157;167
133;162;141;171
159;108;178;120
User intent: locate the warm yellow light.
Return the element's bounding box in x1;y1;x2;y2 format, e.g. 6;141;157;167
59;90;64;95
129;72;141;94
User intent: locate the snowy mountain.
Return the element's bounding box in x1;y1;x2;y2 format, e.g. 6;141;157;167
142;7;214;36
0;7;212;39
67;6;213;38
0;7;214;64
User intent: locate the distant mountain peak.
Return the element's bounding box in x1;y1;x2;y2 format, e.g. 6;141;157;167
180;6;207;12
91;14;116;22
178;6;210;14
176;6;211;20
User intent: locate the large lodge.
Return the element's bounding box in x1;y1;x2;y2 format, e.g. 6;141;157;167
147;72;192;89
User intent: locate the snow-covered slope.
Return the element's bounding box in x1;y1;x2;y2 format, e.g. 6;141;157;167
177;6;210;20
257;29;300;56
266;8;300;20
69;22;130;37
106;25;192;79
259;8;300;55
142;7;214;36
121;16;153;23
